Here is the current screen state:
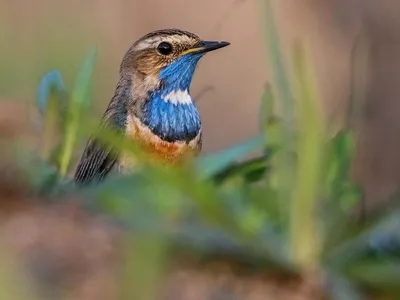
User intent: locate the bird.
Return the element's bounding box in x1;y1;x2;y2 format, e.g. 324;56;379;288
73;28;230;186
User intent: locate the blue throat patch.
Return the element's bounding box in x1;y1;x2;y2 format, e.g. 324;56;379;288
142;54;203;143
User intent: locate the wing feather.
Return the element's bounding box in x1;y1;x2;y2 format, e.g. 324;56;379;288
73;82;130;186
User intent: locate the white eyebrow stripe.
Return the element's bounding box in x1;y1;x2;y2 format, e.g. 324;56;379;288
133;35;196;51
162;89;192;105
133;37;162;51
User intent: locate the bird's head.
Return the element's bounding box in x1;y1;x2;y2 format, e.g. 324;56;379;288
120;29;230;96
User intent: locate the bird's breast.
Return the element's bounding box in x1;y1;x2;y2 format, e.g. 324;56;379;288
141;90;201;143
120;114;202;170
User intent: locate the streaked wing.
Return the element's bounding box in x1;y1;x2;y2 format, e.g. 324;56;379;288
73;82;130;186
73;136;118;185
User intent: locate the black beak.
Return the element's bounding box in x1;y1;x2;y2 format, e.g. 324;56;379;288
183;41;230;55
198;41;231;53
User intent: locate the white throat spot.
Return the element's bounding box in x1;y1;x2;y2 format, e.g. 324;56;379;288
162;89;192;105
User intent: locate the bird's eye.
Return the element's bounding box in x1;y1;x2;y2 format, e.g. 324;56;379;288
157;42;173;55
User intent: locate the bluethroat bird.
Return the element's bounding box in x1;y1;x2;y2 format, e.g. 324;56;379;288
74;29;230;185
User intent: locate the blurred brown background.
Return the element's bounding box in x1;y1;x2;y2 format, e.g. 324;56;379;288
1;0;400;210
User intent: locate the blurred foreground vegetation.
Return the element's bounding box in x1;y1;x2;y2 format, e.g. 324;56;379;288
1;1;400;299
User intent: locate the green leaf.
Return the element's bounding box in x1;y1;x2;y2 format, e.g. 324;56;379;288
319;129;362;255
324;208;400;270
58;49;97;177
327;131;355;187
211;153;269;184
248;185;281;223
347;260;400;292
196;135;264;179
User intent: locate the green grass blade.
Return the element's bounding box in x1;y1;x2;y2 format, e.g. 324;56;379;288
260;0;293;121
289;42;324;269
259;83;275;135
260;0;296;218
211;154;269;184
196;135;263;179
347;260;400;293
36;70;68;161
58;49;97;177
36;69;67;116
325;208;400;270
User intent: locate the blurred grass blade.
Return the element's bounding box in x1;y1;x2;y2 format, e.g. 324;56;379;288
347;260;400;292
196;135;263;179
260;0;296;214
36;69;67;116
212;154;269;183
324;208;400;270
58;49;97;177
259;83;275;135
36;70;68;161
289;42;324;269
321;130;362;253
324;131;357;201
260;0;293;121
